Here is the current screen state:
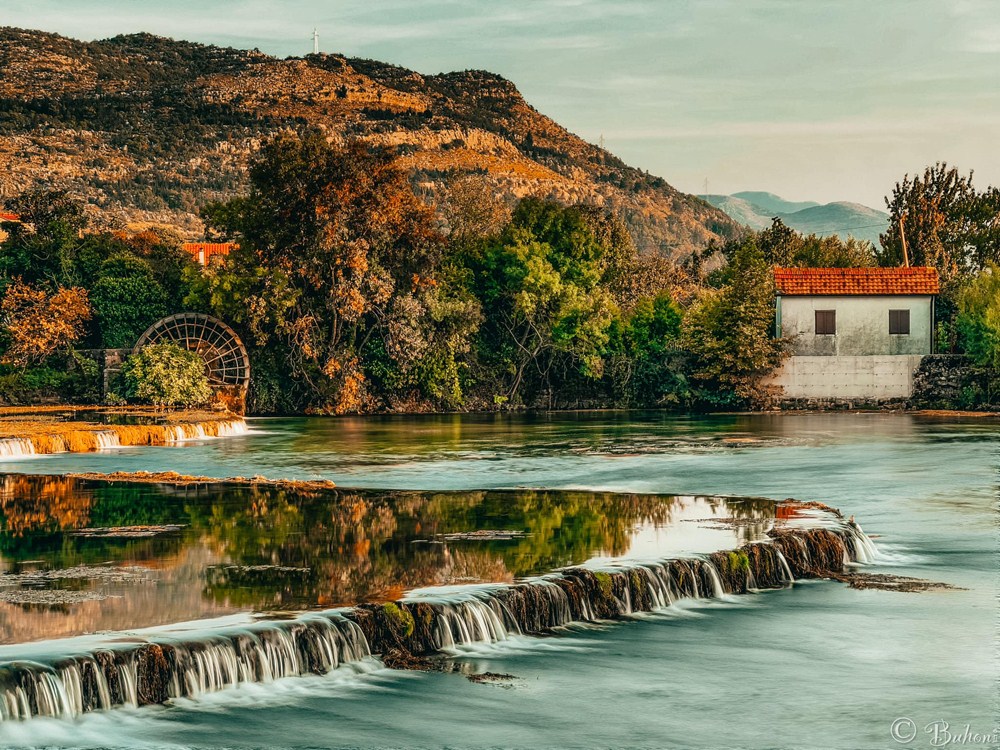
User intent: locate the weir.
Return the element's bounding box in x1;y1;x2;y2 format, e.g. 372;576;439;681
0;418;248;457
0;507;877;723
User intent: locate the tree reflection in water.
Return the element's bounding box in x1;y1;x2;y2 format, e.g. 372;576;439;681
0;474;777;640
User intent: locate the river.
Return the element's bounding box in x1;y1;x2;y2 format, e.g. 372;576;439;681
0;412;995;749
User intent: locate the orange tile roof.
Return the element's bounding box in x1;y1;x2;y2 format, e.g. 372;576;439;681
183;242;236;265
774;267;940;296
0;212;20;222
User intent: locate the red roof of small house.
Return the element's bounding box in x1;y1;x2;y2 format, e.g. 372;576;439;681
0;212;20;223
183;242;236;265
774;267;940;296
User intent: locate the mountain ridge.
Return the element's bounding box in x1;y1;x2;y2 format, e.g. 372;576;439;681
700;192;889;246
0;27;740;255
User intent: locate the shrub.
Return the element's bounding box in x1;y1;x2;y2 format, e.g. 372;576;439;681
122;342;212;407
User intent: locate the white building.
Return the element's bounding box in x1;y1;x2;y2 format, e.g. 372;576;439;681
770;267;940;401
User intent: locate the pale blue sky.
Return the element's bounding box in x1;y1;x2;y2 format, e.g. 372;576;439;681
4;0;999;206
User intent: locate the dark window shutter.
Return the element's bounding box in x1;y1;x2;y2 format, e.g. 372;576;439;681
889;309;910;335
815;310;836;335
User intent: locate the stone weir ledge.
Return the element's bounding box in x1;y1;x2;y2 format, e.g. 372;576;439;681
0;501;878;722
0;407;248;457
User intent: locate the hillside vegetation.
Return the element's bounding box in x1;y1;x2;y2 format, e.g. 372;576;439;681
0;27;739;256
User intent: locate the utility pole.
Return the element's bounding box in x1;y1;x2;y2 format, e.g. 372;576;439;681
703;177;709;196
598;133;605;150
312;28;320;55
899;210;910;267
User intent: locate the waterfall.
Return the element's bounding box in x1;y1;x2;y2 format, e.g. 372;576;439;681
93;431;121;450
0;438;35;459
215;419;249;437
0;612;369;722
774;549;795;583
164;425;186;442
165;419;247;442
0;514;875;723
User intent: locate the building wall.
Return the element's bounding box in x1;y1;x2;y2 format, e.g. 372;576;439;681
778;295;933;356
770;354;924;400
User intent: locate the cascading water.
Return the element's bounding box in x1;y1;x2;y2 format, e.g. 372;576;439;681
0;510;874;723
0;438;36;459
0;418;249;456
165;419;248;442
92;431;121;450
0;613;369;722
215;419;250;437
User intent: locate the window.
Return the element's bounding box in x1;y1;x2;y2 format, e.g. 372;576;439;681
889;309;910;335
815;310;836;335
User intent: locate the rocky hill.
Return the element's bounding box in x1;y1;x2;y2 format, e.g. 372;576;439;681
0;27;740;255
701;192;889;246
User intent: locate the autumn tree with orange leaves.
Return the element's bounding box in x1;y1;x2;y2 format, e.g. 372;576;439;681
0;280;92;367
197;132;462;413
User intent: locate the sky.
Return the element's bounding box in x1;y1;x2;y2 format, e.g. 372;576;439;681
3;0;1000;207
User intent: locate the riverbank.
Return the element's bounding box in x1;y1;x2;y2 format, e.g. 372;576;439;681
0;407;247;456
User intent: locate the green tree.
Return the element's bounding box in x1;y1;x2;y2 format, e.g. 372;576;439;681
955;266;1000;367
122;343;213;407
719;218;875;272
469;199;618;401
91;256;168;347
681;239;786;406
606;293;691;407
879;163;1000;279
0;190;88;288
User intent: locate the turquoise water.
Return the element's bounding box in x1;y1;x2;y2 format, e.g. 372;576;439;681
0;412;996;749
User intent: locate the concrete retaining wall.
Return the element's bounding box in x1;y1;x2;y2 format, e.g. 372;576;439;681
770;355;924;400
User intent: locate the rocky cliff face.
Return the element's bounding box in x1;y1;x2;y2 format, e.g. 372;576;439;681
0;27;739;254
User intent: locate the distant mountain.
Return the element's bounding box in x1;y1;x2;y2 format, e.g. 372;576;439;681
731;191;819;215
700;192;889;246
0;27;740;255
699;195;771;231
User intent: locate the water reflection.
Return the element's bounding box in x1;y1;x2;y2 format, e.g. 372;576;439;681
0;474;776;642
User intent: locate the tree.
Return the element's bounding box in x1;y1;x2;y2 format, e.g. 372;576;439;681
879;163;1000;279
719;218;875;271
469;199;618;401
0;190;87;287
606;293;691;407
681;239;786;406
200;132;445;413
91;256;169;347
113;228;197;309
0;281;92;367
955;266;1000;368
437;173;511;247
122;343;213;407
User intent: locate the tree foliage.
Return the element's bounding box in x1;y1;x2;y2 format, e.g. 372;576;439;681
0;190;88;287
122;342;213;407
606;293;691;406
955;267;1000;368
466;199;622;400
711;218;874;280
0;280;92;367
199;132;449;413
682;239;786;405
879;163;1000;279
90;256;169;347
